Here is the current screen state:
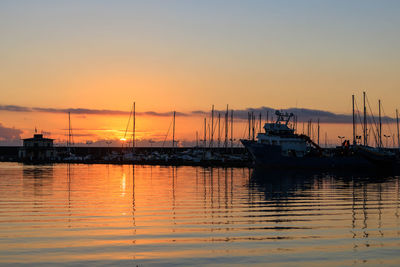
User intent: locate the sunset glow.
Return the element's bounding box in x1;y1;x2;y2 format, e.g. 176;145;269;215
1;1;399;146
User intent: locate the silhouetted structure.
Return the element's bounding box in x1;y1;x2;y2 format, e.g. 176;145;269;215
18;134;56;161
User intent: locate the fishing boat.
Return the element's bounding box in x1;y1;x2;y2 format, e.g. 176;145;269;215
241;110;395;169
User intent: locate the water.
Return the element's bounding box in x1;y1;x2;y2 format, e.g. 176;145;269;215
0;162;399;266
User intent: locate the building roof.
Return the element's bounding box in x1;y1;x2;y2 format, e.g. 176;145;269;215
23;134;54;141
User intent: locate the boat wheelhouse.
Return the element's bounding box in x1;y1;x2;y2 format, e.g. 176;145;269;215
255;111;308;157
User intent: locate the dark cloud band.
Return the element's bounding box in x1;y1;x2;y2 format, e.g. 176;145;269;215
0;104;396;123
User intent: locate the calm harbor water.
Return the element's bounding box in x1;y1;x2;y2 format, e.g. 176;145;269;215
0;162;399;266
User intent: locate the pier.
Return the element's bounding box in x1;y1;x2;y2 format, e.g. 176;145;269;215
0;146;250;167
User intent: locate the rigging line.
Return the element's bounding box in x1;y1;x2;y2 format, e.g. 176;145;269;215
354;99;364;134
123;105;133;140
354;99;366;132
162;119;173;148
211;113;218;139
368;119;378;147
241;119;247;139
366;95;380;146
70;117;75;146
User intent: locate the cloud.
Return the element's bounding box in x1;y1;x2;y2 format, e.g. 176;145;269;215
33;107;129;115
0;104;397;123
0;104;190;117
0;123;23;141
204;107;397;124
0;105;31;112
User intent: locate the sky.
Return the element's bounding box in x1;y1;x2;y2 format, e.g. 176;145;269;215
1;0;400;146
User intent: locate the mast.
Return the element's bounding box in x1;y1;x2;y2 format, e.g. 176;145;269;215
196;131;199;147
325;132;327;148
204;117;207;148
379;99;382;148
397;109;399;149
218;113;221;148
259;113;262;134
210;105;214;148
208;122;210;148
317;118;320;146
252;112;255;141
68;112;71;153
352;94;356;145
172;110;176;148
363;92;367;146
248;112;251;140
225;105;228;148
132;102;136;152
230;110;233;149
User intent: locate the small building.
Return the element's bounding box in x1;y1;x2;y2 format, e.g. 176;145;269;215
19;134;56;161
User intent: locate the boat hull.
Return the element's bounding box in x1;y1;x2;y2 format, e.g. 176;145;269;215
241;140;374;170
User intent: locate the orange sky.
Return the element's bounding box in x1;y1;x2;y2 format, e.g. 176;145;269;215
1;1;400;146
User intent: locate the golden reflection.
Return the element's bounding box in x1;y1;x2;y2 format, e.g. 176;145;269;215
121;173;126;197
0;163;399;265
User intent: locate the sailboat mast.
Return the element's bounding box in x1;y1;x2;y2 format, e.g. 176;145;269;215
133;102;136;152
218;113;221;148
68;112;71;153
210;105;214;148
396;109;399;149
225;105;228;148
379;99;382;148
248;112;251;140
252;112;255;141
230;110;233;149
363;92;367;146
352;94;356;145
317;118;320;146
204;117;207;148
172;111;176;148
